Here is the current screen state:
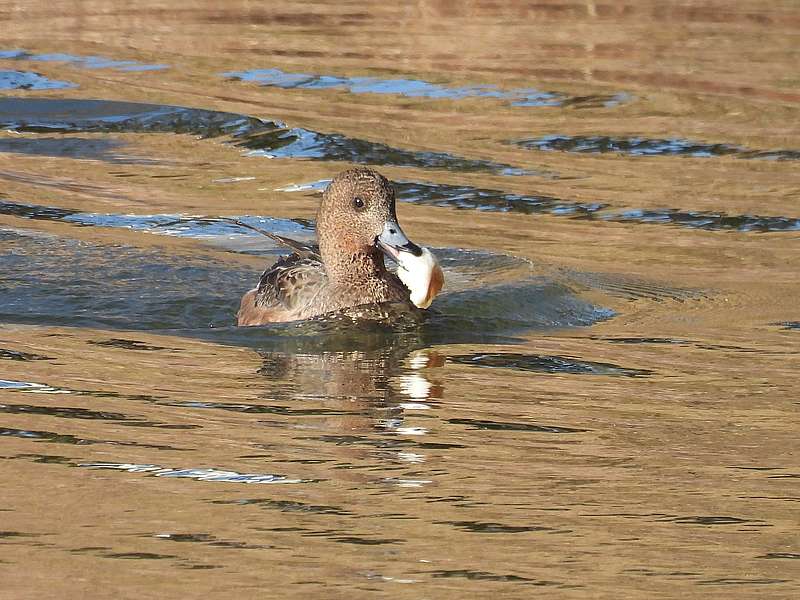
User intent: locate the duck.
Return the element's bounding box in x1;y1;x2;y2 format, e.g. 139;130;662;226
237;167;444;325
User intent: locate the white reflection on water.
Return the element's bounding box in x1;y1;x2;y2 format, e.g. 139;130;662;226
79;462;305;484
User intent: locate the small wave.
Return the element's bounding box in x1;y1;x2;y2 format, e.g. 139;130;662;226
512;135;800;161
448;352;652;377
0;70;77;90
279;178;602;215
595;208;800;232
1;48;167;72
79;462;305;484
224;67;629;109
0;97;531;176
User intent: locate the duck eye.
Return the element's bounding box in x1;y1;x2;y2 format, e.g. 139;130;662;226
353;197;365;210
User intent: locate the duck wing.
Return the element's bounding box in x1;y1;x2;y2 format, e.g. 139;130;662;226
238;252;328;325
261;232;320;260
217;217;321;259
256;252;327;310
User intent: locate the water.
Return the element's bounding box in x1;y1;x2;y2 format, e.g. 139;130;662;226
0;70;77;91
0;97;532;175
224;67;629;108
1;1;799;598
512;135;800;161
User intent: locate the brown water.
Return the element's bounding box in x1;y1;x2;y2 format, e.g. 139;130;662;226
1;1;799;598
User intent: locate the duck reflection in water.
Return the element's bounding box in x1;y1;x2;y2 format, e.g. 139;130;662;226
255;344;445;446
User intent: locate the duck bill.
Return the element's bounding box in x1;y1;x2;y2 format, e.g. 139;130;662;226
376;219;423;261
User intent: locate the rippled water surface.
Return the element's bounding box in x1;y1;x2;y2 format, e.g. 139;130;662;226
1;2;799;598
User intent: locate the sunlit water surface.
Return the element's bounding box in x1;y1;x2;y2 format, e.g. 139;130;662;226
1;2;799;599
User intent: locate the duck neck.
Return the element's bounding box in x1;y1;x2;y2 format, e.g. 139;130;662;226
321;244;388;286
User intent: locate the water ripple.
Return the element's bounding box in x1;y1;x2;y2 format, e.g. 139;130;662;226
446;418;588;434
240;127;534;176
0;70;76;90
279;178;601;215
278;178;800;232
152;533;276;550
0;97;530;176
0;97;274;138
0;426;186;451
697;578;789;586
1;213;612;338
425;569;561;585
88;338;172;351
79;462;305;484
448;353;653;377
513;135;800;161
595;208;800;232
0;348;52;361
0;199;311;255
1;48;168;72
0;137;160;164
437;520;560;534
210;498;351;515
224;67;629;109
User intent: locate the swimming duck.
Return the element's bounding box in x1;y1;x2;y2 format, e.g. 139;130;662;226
237;167;443;325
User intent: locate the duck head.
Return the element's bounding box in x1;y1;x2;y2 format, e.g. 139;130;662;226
318;168;422;277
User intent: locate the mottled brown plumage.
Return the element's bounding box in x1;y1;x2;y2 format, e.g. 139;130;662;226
237;168;417;325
